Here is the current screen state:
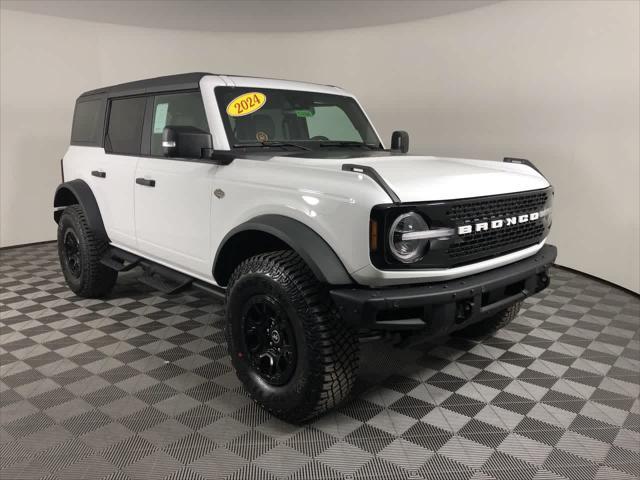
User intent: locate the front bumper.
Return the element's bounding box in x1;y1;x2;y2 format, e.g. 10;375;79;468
330;244;557;335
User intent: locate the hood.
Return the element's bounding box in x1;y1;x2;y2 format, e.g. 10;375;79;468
268;153;550;203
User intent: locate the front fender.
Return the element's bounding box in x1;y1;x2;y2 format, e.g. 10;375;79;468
214;214;353;286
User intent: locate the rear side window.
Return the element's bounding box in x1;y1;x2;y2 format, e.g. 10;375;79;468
71;100;102;144
150;92;209;156
106;97;146;155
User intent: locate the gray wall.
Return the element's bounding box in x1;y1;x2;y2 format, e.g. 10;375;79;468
1;1;638;292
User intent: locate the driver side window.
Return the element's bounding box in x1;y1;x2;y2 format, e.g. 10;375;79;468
150;91;209;156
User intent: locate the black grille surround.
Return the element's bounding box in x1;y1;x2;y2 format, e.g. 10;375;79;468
370;187;553;270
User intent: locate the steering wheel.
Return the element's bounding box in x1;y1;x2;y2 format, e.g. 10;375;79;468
310;135;329;141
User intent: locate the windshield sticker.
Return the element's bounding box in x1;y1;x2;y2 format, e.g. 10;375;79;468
226;92;266;117
294;109;314;118
153;103;169;133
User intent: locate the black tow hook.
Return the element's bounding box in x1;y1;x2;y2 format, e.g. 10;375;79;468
455;300;474;324
538;272;550;289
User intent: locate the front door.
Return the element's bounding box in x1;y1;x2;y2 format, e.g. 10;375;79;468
134;91;216;277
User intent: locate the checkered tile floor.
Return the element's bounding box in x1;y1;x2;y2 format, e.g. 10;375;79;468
1;243;639;480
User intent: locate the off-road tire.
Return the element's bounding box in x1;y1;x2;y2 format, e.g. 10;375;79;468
57;205;117;298
225;250;359;423
457;301;523;337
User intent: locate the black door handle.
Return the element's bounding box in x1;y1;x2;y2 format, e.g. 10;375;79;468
91;170;106;178
136;177;156;187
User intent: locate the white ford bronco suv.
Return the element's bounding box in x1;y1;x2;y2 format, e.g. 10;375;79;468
55;73;556;422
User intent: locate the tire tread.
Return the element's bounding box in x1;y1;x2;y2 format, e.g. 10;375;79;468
57;205;117;298
226;250;359;422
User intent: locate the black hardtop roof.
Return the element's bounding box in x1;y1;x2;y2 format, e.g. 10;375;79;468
78;72;211;99
78;72;337;101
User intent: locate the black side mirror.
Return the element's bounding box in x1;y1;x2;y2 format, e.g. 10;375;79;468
162;126;213;159
391;130;409;153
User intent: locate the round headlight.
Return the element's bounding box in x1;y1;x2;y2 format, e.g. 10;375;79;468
388;212;429;263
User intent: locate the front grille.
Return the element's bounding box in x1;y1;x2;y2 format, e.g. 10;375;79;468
447;190;549;223
445;189;550;265
370;187;553;270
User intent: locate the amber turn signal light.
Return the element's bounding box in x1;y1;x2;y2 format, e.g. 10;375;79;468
370;219;378;252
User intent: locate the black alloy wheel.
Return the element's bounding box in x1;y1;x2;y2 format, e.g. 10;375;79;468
63;230;82;278
241;295;297;386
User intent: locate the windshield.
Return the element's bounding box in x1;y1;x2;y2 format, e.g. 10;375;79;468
215;87;381;150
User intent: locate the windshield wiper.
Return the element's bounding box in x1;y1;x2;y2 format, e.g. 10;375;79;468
317;141;380;149
233;141;311;151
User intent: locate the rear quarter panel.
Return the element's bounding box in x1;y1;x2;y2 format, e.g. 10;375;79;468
62;146;137;247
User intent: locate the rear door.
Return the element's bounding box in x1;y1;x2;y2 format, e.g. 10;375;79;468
91;96;146;249
134;91;217;277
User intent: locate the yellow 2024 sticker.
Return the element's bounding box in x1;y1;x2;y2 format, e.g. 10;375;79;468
226;92;266;117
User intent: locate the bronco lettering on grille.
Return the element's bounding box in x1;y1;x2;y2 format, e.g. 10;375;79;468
457;209;549;236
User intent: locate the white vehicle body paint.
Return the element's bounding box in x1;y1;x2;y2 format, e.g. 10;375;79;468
60;74;551;288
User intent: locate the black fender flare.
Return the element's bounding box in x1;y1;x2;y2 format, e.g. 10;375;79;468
214;214;353;286
53;179;109;243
